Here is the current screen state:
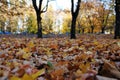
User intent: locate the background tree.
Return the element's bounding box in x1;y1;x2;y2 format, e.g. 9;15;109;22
114;0;120;39
0;0;28;33
32;0;53;38
97;0;114;34
42;5;54;34
106;13;115;34
76;1;84;34
26;13;37;34
62;10;71;33
71;0;81;39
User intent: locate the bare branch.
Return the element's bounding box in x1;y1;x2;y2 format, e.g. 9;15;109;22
71;0;74;15
75;0;81;17
41;0;55;13
39;0;43;12
41;0;49;13
32;0;39;12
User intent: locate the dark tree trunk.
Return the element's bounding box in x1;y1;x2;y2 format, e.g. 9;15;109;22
91;26;94;33
82;28;84;34
70;0;81;39
71;17;77;38
101;27;105;34
114;0;120;39
37;13;42;38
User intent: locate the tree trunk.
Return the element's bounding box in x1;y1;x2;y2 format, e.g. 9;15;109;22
82;28;84;34
70;0;81;39
101;27;105;34
114;0;120;39
37;13;42;38
71;17;76;39
91;26;94;33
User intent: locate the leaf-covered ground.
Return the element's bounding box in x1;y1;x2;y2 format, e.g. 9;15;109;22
0;34;120;80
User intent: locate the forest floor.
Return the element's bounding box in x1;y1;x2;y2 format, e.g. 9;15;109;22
0;34;120;80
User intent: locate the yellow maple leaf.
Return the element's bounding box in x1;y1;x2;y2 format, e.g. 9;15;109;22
46;50;52;56
79;62;90;73
10;76;21;80
27;41;35;48
23;48;30;53
32;69;45;79
22;52;31;59
22;73;33;80
94;41;99;45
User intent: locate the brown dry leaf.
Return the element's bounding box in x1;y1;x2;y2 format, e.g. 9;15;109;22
49;44;59;50
55;61;68;66
16;69;25;77
99;58;120;79
50;69;64;79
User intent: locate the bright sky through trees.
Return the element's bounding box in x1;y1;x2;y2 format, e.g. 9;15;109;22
52;0;78;10
34;0;78;10
53;0;71;10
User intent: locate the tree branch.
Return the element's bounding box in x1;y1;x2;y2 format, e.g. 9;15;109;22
75;0;81;17
41;0;49;13
71;0;74;15
39;0;43;12
32;0;38;12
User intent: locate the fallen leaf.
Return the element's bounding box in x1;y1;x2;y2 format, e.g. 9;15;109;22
22;73;33;80
10;76;21;80
32;69;45;79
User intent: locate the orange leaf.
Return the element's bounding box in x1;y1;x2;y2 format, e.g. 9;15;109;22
50;44;58;50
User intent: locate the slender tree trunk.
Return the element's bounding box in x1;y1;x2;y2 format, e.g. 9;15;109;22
70;0;81;39
91;26;94;33
37;13;42;38
101;27;105;34
114;0;120;39
82;28;84;34
71;17;77;39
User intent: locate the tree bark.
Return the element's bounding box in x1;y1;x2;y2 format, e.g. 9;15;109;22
71;17;77;38
70;0;81;39
114;0;120;39
91;26;94;33
101;27;105;34
82;28;84;34
37;13;42;38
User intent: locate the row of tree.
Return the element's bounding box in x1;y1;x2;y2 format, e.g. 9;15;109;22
32;0;119;39
0;0;120;39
